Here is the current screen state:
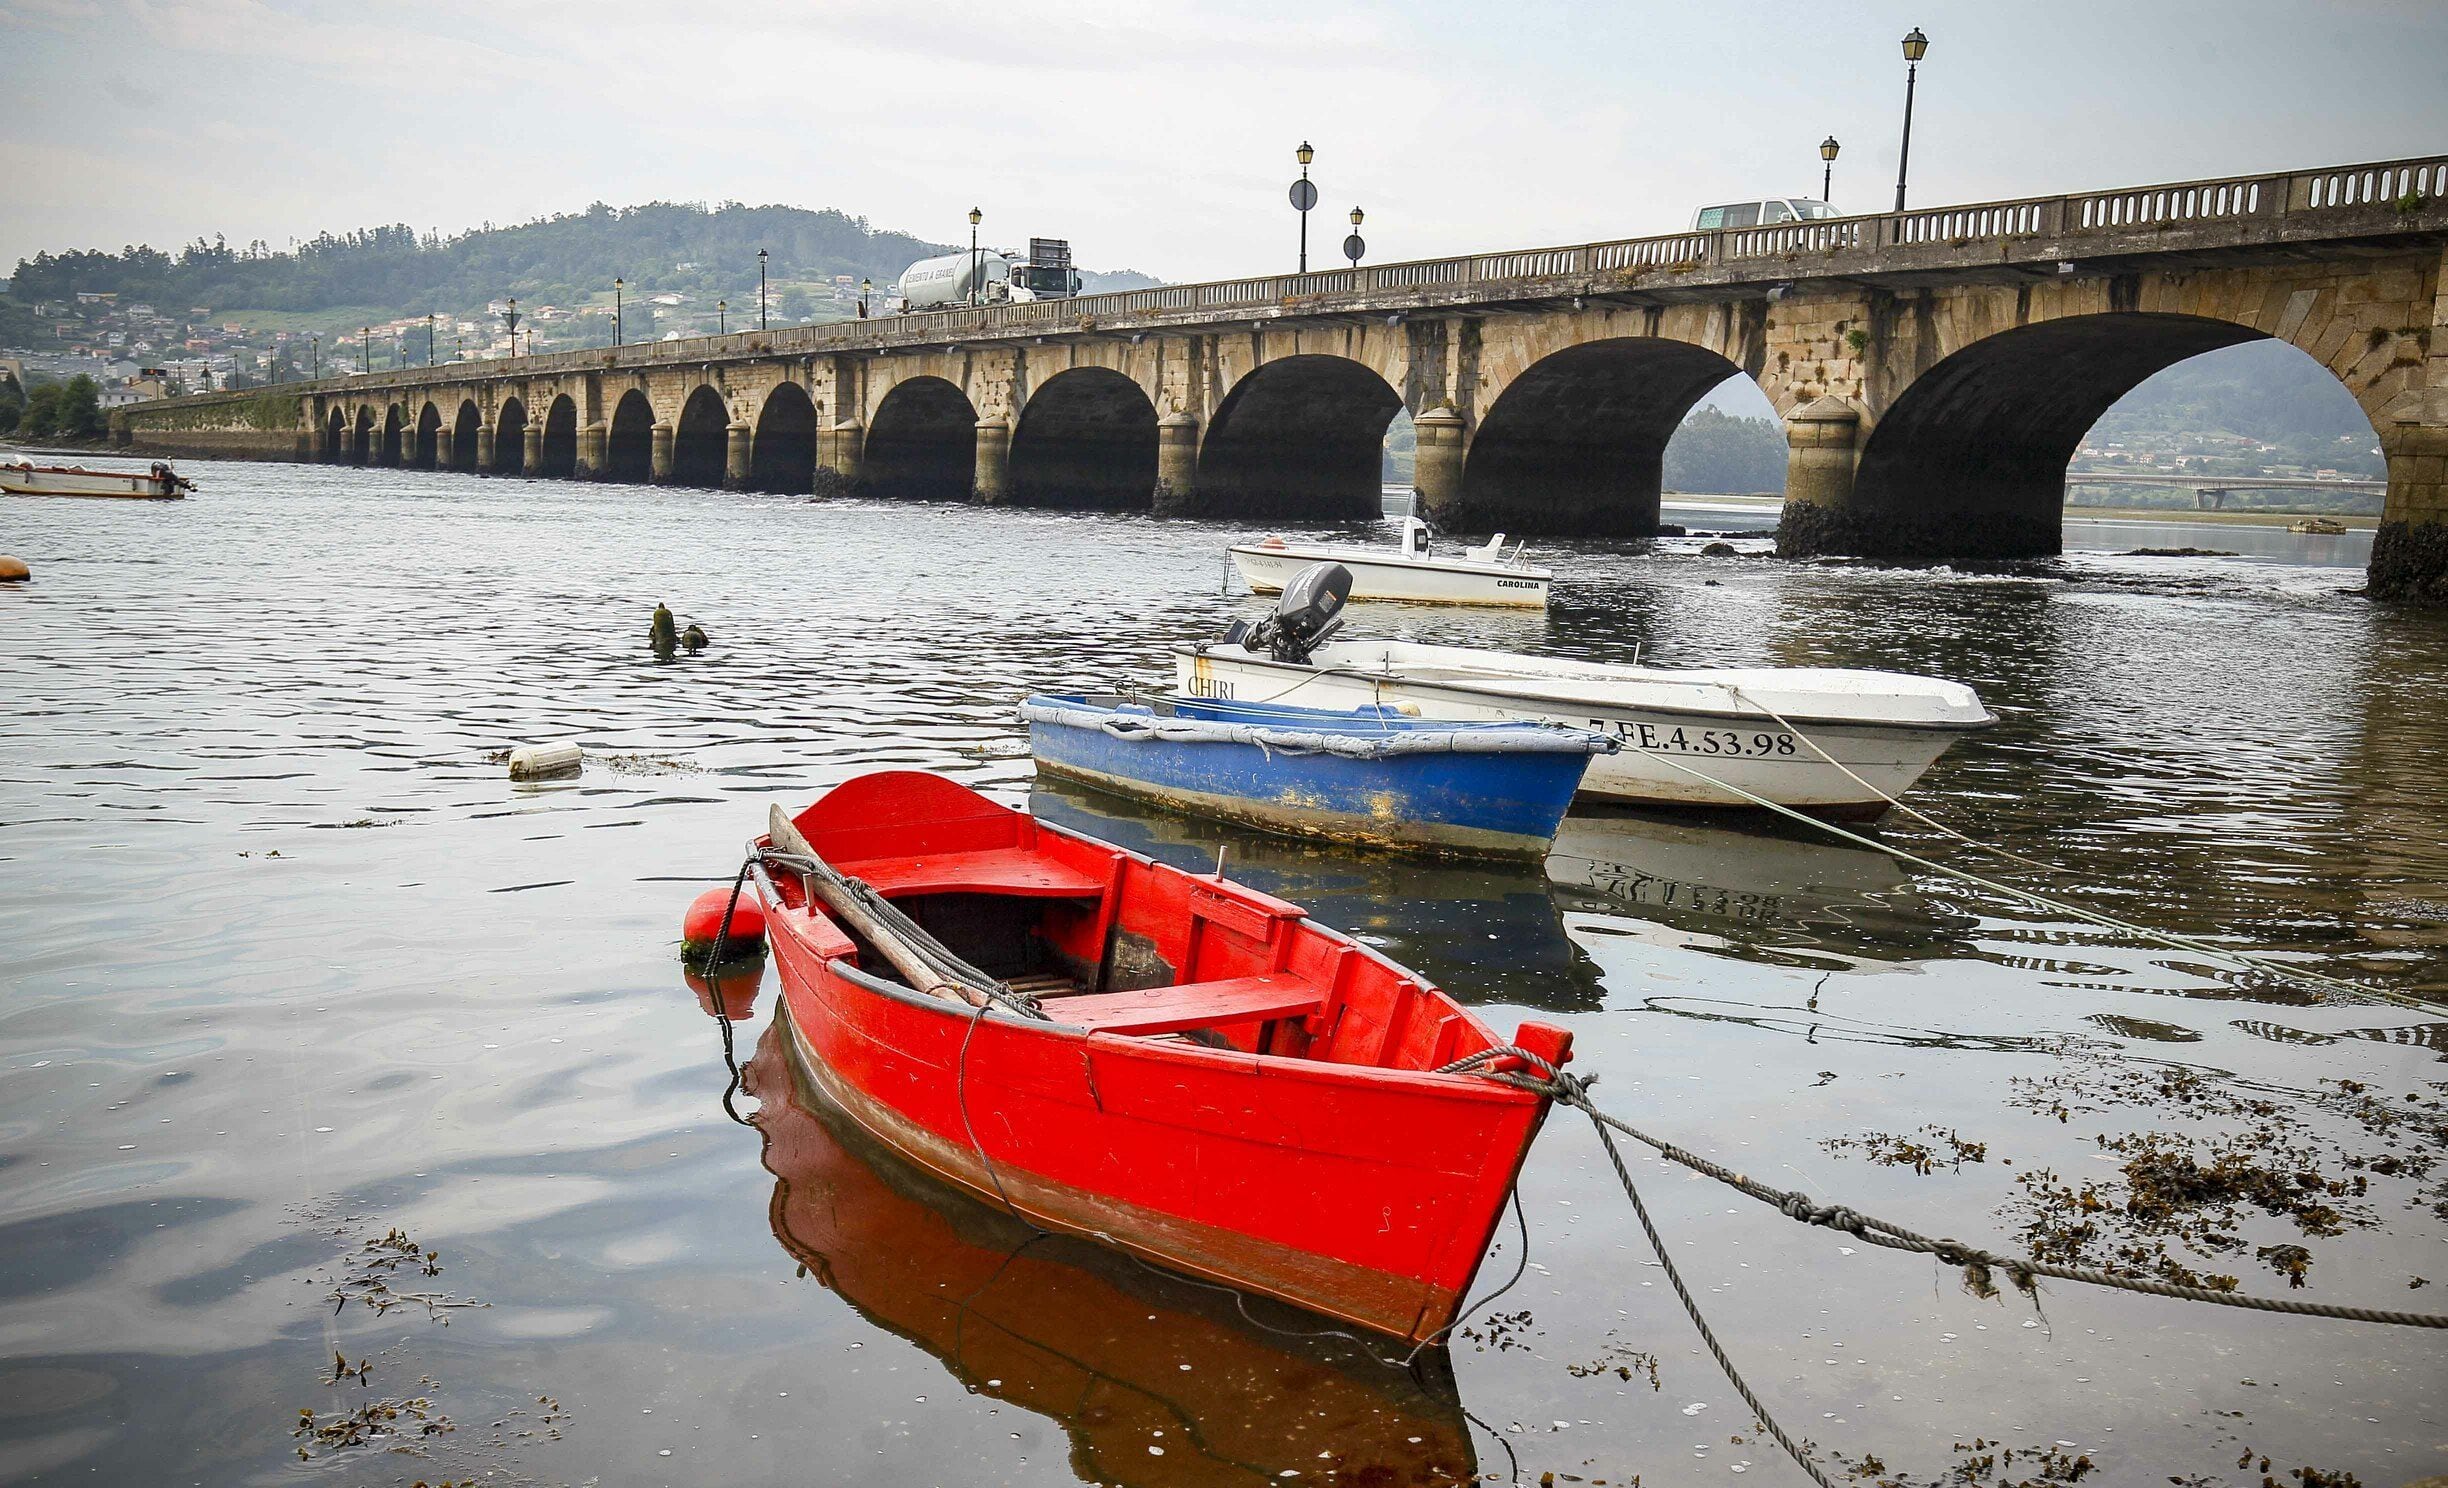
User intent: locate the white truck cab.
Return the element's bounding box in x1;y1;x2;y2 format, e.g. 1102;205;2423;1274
1691;198;1842;230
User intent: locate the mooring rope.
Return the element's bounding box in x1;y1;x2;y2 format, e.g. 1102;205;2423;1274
1630;747;2441;1013
1442;1048;2448;1331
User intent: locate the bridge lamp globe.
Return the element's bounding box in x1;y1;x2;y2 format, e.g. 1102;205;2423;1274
1296;141;1314;168
968;208;984;307
1820;135;1840;201
1901;26;1928;61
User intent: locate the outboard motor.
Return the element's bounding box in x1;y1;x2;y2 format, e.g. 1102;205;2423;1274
1238;562;1351;664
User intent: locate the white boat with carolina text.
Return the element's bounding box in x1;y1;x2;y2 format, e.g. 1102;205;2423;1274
1;460;192;499
1175;635;1994;818
1230;517;1551;608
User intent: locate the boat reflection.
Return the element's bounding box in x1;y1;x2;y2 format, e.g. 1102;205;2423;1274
1029;777;1971;1002
743;1022;1479;1487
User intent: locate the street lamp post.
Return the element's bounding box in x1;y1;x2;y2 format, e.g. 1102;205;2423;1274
426;312;436;366
1344;206;1366;269
311;333;320;380
968;208;982;307
859;277;871;319
360;326;370;375
1894;27;1928;212
758;247;769;330
718;299;727;336
614;278;624;346
1820;135;1841;203
503;298;522;359
1290;141;1316;273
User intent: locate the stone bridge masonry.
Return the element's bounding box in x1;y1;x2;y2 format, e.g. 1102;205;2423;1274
120;153;2448;603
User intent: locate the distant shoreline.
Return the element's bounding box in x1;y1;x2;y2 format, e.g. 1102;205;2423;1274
1657;491;2381;531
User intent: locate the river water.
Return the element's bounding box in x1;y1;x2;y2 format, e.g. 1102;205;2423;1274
2;462;2443;1487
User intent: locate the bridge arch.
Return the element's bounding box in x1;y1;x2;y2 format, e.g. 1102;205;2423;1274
539;395;579;479
350;406;375;464
450;400;481;472
413;402;442;470
606;390;655;484
493;397;527;476
671;385;730;488
865;376;977;500
1449;339;1751;536
322;406;347;462
379;404;405;467
1011;367;1157;509
1195;355;1400;520
751;382;818;493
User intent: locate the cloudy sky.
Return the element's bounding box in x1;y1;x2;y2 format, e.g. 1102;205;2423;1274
3;0;2443;282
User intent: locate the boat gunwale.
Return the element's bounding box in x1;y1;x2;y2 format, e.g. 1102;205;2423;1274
1175;643;2000;734
752;840;1542;1102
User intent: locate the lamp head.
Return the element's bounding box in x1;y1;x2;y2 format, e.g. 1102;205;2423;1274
1350;206;1364;226
1821;135;1841;162
968;207;982;226
1902;26;1928;61
1295;141;1314;167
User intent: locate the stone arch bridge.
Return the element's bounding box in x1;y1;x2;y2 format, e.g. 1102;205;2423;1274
121;154;2448;602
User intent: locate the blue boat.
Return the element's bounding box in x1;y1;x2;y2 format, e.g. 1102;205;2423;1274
1019;693;1615;859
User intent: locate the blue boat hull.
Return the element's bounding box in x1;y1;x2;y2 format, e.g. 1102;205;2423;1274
1023;700;1597;859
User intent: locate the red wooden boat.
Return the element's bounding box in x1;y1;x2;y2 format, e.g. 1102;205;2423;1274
751;770;1573;1344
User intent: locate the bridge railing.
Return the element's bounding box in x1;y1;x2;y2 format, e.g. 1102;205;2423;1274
190;153;2448;411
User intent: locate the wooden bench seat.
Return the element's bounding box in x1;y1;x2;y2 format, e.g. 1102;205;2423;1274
1051;974;1326;1038
838;848;1107;901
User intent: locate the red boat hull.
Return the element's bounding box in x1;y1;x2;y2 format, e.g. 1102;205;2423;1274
757;771;1570;1344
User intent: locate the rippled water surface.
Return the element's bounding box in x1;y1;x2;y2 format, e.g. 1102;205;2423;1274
3;463;2444;1486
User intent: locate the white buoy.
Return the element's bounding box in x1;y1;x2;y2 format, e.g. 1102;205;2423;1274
508;740;583;780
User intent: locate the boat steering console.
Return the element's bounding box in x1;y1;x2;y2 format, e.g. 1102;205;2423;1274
1228;562;1352;664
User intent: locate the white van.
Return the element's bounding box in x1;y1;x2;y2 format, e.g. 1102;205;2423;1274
1691;198;1842;230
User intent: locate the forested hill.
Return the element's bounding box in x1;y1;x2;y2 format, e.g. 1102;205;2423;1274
5;201;1152;327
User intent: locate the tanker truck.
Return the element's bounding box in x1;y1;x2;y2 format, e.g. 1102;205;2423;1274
892;237;1081;313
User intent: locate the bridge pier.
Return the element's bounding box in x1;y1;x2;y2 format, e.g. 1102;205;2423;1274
650;422;675;483
1775;398;1864;557
474;426;495;473
973;418;1012;503
2373;424;2448;603
1153;412;1199;512
821;420;864;487
435;429;454;470
725;422;753;490
576;422;607;480
1411;405;1467;524
523;423;543;477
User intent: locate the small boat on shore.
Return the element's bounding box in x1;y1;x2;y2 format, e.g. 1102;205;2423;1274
750;769;1573;1343
0;459;191;499
1021;692;1613;858
1178;563;1994;818
2287;517;2348;535
1231;515;1551;607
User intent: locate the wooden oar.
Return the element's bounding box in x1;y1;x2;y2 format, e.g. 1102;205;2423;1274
766;804;981;1006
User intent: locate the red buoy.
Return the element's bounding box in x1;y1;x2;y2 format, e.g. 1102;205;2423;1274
682;886;766;959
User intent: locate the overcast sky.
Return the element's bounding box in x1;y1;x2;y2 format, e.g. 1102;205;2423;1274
3;0;2443;283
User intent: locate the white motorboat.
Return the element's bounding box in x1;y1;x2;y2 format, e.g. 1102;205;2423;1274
1;460;191;499
1175;634;1994;818
1230;516;1551;608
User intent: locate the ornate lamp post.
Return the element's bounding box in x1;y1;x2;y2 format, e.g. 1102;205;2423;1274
426;312;437;366
859;277;871;319
1344;206;1366;268
614;278;625;346
758;247;769;330
310;333;320;380
1820;135;1841;202
1894;27;1928;212
503;297;522;359
360;326;370;375
968;208;983;307
1290;141;1317;272
718;298;727;335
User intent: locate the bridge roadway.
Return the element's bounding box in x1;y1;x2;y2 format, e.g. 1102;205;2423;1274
120;153;2448;603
